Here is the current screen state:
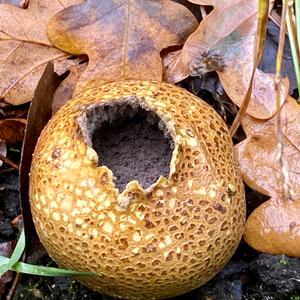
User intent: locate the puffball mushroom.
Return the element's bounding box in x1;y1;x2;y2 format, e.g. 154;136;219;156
29;80;246;299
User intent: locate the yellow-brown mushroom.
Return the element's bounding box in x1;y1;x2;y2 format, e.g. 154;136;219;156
29;80;246;299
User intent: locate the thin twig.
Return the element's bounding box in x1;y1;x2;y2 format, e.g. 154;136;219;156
270;10;288;34
0;154;19;171
5;272;21;300
229;76;255;137
270;9;281;27
274;0;291;204
230;0;269;137
286;0;300;103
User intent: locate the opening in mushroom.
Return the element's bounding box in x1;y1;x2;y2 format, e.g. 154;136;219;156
82;97;174;191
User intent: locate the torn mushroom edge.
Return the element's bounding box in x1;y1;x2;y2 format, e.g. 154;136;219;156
76;95;182;210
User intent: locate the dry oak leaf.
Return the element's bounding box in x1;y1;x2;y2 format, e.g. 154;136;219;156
47;0;198;95
235;96;300;200
0;0;84;105
236;96;300;256
244;198;300;257
167;0;287;119
0;118;26;144
163;48;188;83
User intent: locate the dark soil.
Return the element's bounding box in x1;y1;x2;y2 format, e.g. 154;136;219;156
0;153;21;244
88;101;174;191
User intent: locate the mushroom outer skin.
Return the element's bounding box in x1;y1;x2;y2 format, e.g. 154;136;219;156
29;80;246;300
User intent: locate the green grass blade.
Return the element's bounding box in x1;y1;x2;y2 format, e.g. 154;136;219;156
0;255;96;277
0;229;25;276
286;3;300;101
296;0;300;49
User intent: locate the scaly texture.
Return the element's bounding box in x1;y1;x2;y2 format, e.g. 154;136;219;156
29;81;245;299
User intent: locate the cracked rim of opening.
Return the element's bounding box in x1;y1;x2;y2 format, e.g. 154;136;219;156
76;96;181;210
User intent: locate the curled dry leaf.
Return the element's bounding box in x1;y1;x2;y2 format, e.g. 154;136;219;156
47;0;198;95
163;49;189;83
0;0;83;105
0;118;26;144
236;96;300;256
241;96;300;149
235;96;300;199
166;0;288;119
244;198;300;257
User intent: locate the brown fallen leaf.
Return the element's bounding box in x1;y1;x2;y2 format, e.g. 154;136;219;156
244;198;300;257
0;118;26;144
163;48;189;84
20;62;61;254
241;96;300;150
165;0;288;119
47;0;198;95
236;95;300;257
235;96;300;199
0;0;84;105
52;63;87;114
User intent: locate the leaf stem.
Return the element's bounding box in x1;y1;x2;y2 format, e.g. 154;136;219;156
229;0;269;136
287;1;300;102
0;153;19;170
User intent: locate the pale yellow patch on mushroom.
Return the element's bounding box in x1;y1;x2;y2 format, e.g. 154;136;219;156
102;222;113;234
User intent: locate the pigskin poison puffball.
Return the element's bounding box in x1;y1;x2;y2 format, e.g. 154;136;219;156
29;80;245;299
